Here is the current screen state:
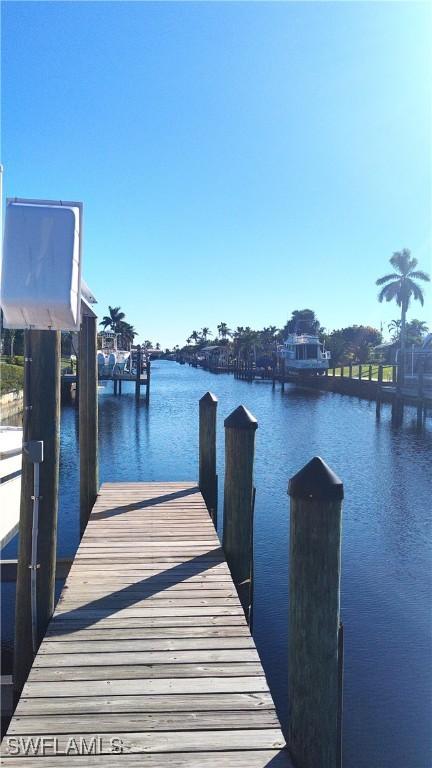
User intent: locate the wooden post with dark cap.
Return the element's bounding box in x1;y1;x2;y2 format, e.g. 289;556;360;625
287;456;343;768
199;392;218;525
223;405;258;623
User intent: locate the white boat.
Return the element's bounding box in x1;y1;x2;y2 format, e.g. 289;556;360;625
278;333;331;375
97;331;131;376
0;425;23;548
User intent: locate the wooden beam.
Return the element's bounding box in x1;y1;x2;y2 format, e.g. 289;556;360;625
79;313;99;538
13;330;61;699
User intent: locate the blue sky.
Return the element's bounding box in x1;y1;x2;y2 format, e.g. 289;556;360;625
2;1;431;348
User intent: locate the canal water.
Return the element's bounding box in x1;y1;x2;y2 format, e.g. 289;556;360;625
2;360;431;766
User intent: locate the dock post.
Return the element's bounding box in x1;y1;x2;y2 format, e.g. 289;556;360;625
146;355;151;404
75;355;79;405
118;379;122;396
375;364;383;419
14;330;61;698
287;456;344;768
358;364;362;380
223;405;258;624
199;392;218;525
113;379;118;396
281;358;285;391
368;364;372;381
135;345;142;401
348;363;352;379
79;311;99;538
416;359;424;429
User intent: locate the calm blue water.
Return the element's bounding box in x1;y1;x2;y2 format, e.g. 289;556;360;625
2;361;431;767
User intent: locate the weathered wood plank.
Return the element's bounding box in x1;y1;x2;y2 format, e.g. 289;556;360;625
44;625;251;641
27;663;265;682
38;637;255;653
55;597;243;610
52;607;245;618
0;751;292;767
2;728;287;755
33;649;260;667
8;710;280;735
48;615;248;630
21;676;270;697
14;691;276;715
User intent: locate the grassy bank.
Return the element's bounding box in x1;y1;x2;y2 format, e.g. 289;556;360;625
0;362;24;395
329;364;394;382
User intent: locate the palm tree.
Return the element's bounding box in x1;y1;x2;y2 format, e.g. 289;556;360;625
217;322;231;339
388;319;401;341
201;328;211;342
190;330;200;345
376;250;430;376
118;321;136;349
100;306;126;333
406;319;429;346
284;309;321;336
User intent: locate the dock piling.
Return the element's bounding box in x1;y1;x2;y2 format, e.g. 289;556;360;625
199;392;218;525
14;329;61;698
79;311;99;538
287;456;343;768
222;405;258;623
375;364;383;419
135;345;142;401
146;355;151;403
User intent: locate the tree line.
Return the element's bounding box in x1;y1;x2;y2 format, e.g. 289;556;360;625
175;250;430;366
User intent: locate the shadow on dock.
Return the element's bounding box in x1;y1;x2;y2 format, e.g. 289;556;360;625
50;548;225;635
90;486;200;520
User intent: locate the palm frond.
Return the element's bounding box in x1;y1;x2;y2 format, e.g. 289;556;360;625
410;281;425;306
409;270;430;282
377;282;400;303
376;273;399;286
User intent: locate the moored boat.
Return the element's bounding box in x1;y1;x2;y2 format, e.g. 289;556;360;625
278;333;330;375
97;331;131;376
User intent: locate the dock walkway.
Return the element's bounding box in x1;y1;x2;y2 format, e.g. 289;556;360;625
2;482;292;766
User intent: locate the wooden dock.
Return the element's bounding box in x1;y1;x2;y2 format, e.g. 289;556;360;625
2;481;292;766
